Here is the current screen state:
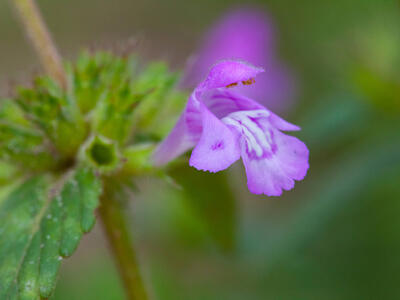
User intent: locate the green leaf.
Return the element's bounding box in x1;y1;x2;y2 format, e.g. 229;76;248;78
0;99;30;127
0;176;48;299
39;194;63;297
78;169;102;233
0;161;18;186
59;178;85;257
132;63;183;133
0;168;102;299
169;165;237;252
16;76;86;158
18;232;41;299
85;56;181;145
0;99;55;171
72;51;139;115
74;51;143;145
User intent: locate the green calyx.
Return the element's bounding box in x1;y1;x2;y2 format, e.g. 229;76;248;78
83;135;120;173
0;50;186;175
89;138;115;166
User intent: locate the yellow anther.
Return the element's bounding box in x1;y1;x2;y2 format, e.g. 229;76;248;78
226;82;238;88
241;78;255;85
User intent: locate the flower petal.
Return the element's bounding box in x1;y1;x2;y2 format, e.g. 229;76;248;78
198;60;264;91
152;115;196;165
268;112;301;131
241;130;309;196
273;130;309;181
189;104;240;172
202;89;264;119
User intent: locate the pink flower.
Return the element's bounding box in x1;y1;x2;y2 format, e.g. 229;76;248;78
154;60;308;196
181;8;296;113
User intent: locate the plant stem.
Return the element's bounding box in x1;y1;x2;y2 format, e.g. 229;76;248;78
10;0;67;89
99;183;149;300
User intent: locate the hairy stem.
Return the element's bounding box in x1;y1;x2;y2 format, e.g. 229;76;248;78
99;183;149;300
10;0;67;88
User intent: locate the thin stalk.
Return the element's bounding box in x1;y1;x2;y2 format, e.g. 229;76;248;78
10;0;67;88
99;183;149;300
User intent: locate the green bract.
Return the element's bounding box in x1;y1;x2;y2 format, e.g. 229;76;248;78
0;51;185;299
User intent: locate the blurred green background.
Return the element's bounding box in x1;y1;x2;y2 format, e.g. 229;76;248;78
1;0;400;299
